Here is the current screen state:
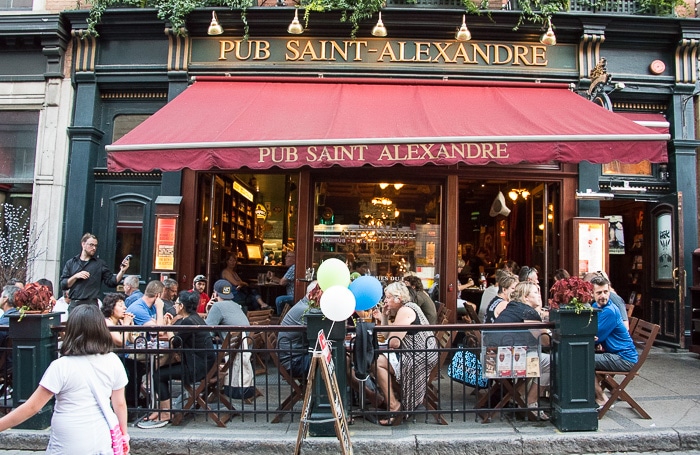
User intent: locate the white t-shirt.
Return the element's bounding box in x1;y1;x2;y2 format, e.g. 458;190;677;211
40;353;128;455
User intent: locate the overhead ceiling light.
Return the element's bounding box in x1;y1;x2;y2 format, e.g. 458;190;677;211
371;12;387;37
575;189;614;200
207;11;224;36
379;183;389;189
287;9;304;35
509;188;530;201
539;17;556;46
455;15;471;42
609;181;647;194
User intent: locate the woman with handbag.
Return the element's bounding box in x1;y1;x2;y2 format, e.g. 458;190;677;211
0;303;130;454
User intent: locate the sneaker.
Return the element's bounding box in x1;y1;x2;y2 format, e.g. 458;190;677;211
136;419;170;429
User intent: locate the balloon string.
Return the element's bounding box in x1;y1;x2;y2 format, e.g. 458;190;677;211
328;320;336;336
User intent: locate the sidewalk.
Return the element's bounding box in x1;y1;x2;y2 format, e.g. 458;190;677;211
0;347;699;455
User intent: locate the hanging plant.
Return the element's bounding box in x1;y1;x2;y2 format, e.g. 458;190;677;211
85;0;255;37
512;0;568;29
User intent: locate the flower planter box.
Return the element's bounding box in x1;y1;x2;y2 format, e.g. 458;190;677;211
8;312;61;430
550;308;599;432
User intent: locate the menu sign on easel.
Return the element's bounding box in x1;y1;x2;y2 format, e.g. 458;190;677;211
294;331;352;455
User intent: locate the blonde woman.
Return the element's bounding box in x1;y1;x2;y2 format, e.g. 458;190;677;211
372;282;438;425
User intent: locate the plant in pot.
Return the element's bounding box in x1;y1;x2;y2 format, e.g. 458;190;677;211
14;282;54;321
548;276;594;313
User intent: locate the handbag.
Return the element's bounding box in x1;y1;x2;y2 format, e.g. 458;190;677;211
82;358;129;455
224;331;256;399
447;348;489;389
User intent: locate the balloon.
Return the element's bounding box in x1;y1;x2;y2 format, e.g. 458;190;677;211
349;275;383;311
320;285;356;322
316;258;351;291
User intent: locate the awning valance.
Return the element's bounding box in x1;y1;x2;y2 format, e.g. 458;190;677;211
106;77;669;172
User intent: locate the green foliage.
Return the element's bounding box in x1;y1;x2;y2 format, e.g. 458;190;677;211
636;0;683;15
514;0;568;29
82;0;678;40
85;0;254;37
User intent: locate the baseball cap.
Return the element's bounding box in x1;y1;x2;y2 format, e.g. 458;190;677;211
213;279;235;300
193;274;207;285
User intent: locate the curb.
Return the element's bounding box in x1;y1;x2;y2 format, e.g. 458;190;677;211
2;429;700;455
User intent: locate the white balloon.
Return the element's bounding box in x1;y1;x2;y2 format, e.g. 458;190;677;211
320;285;356;322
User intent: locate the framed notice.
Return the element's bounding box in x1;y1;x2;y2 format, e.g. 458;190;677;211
153;216;178;272
605;215;625;255
572;218;609;278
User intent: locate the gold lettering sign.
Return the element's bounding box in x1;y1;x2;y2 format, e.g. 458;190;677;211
256;143;510;165
202;39;556;67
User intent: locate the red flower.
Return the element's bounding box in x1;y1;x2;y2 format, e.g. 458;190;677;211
548;277;593;310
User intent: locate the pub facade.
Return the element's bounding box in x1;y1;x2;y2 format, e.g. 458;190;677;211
60;5;699;347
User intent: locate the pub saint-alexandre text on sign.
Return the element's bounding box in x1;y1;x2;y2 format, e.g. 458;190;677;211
189;38;577;71
258;142;510;166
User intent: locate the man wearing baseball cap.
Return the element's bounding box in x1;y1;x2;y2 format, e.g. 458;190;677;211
192;275;210;314
206;279;249;339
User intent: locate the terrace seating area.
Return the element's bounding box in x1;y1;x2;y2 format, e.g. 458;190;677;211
0;318;663;429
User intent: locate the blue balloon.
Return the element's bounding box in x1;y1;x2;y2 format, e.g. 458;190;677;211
349;276;383;311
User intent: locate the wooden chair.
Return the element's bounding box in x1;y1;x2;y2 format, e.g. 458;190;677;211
460;303;482;349
435;302;447;324
247;309;274;324
462;300;482;324
596;318;660;419
628;316;639;335
266;331;307;423
423;329;455;425
172;332;239;427
247;309;274;375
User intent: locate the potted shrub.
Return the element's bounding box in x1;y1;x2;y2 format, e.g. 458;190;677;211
548;276;599;432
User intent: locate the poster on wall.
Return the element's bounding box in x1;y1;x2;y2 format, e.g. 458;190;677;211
153;217;177;272
572;218;609;277
654;212;673;282
605;215;625;255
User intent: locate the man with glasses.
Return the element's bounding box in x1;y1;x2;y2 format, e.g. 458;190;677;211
60;233;129;314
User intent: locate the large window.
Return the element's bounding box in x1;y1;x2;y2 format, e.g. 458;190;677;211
313;181;441;289
0;111;39;182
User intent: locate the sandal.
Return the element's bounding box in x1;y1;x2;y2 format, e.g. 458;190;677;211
527;402;549;421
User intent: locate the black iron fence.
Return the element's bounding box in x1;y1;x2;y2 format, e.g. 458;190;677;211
0;322;553;427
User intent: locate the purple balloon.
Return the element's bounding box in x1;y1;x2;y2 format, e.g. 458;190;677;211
349;276;383;311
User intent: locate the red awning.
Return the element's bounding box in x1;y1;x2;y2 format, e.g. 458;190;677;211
618;112;670;134
107;77;669;172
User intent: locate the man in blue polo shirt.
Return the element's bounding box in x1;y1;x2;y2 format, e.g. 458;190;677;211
591;275;638;409
127;280;166;327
